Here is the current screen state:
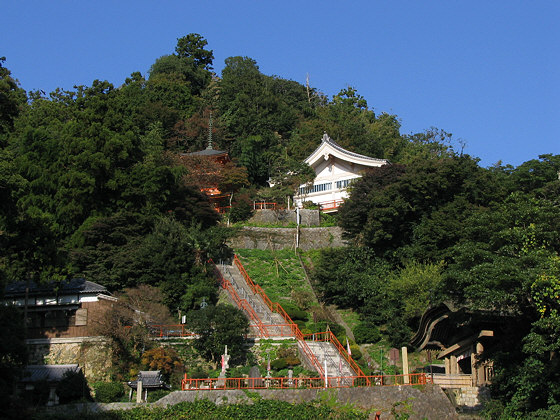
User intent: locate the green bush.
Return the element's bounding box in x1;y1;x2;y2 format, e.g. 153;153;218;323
283;304;309;322
270;358;288;370
285;356;301;366
353;323;381;344
349;345;362;360
188;366;209;379
229;197;254;223
147;389;171;403
295;319;307;330
93;381;125;403
56;370;92;404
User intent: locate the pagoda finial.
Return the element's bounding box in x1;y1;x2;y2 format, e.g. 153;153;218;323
206;111;213;150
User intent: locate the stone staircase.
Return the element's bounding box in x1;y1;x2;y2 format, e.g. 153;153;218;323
217;262;289;337
216;258;361;380
305;340;355;382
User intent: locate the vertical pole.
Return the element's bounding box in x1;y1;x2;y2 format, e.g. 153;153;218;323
324;359;328;388
380;348;383;376
401;347;409;384
296;207;300;249
136;380;143;403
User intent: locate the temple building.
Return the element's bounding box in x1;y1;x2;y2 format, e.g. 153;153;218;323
3;278;115;339
410;303;513;388
178;114;232;213
293;133;388;212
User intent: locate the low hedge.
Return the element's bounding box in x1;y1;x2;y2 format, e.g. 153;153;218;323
93;381;125;403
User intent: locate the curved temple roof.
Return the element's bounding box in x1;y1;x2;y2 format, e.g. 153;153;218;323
305;133;388;167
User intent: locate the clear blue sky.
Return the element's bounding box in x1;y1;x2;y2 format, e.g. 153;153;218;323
4;1;559;167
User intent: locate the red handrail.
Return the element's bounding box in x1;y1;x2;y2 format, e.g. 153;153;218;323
149;325;195;338
318;199;344;211
231;255;325;378
182;373;428;391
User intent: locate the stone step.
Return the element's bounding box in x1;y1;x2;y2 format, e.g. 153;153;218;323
218;263;288;328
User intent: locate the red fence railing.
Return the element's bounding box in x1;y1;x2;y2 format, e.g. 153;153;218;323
149;325;195;338
253;202;280;210
182;373;428;391
318;200;344;211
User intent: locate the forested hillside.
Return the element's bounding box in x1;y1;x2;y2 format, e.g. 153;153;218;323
1;34;559;418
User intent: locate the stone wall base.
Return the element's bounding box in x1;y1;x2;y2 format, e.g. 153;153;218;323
26;337;112;382
229;226;347;251
445;386;491;412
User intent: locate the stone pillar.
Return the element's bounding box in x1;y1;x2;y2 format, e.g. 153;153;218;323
401;346;409;384
136;381;143;403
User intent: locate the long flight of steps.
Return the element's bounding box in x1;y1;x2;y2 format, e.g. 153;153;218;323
217;261;289;337
216;259;358;380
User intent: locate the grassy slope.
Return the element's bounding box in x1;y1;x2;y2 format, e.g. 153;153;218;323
235;249;317;305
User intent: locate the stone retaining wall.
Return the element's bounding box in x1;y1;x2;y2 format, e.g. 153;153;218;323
249;209;320;227
156;386;458;419
42;385;458;419
229;226;347;251
26;337;112;382
447;386;491;411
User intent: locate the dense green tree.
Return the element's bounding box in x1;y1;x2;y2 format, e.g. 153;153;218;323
510;153;560;194
150;33;214;97
312;247;391;309
187;304;249;364
218;56;311;158
0;57;26;139
442;193;560;417
175;33;214;70
339;155;503;261
389;260;444;321
69;215;224;310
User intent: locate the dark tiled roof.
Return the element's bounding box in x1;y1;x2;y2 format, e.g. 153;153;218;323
4;278;107;298
21;364;81;383
128;371;168;389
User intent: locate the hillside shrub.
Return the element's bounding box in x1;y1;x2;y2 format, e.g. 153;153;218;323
188;366;208;379
93;381;125;403
349;345;362;360
283;303;309;321
147;389;171;402
56;370;92;404
295;319;307;330
229;195;253;223
285;356;301;366
290;290;314;310
353;322;381;344
271;358;288;370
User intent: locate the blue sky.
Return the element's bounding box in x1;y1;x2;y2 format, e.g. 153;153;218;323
4;1;559;167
